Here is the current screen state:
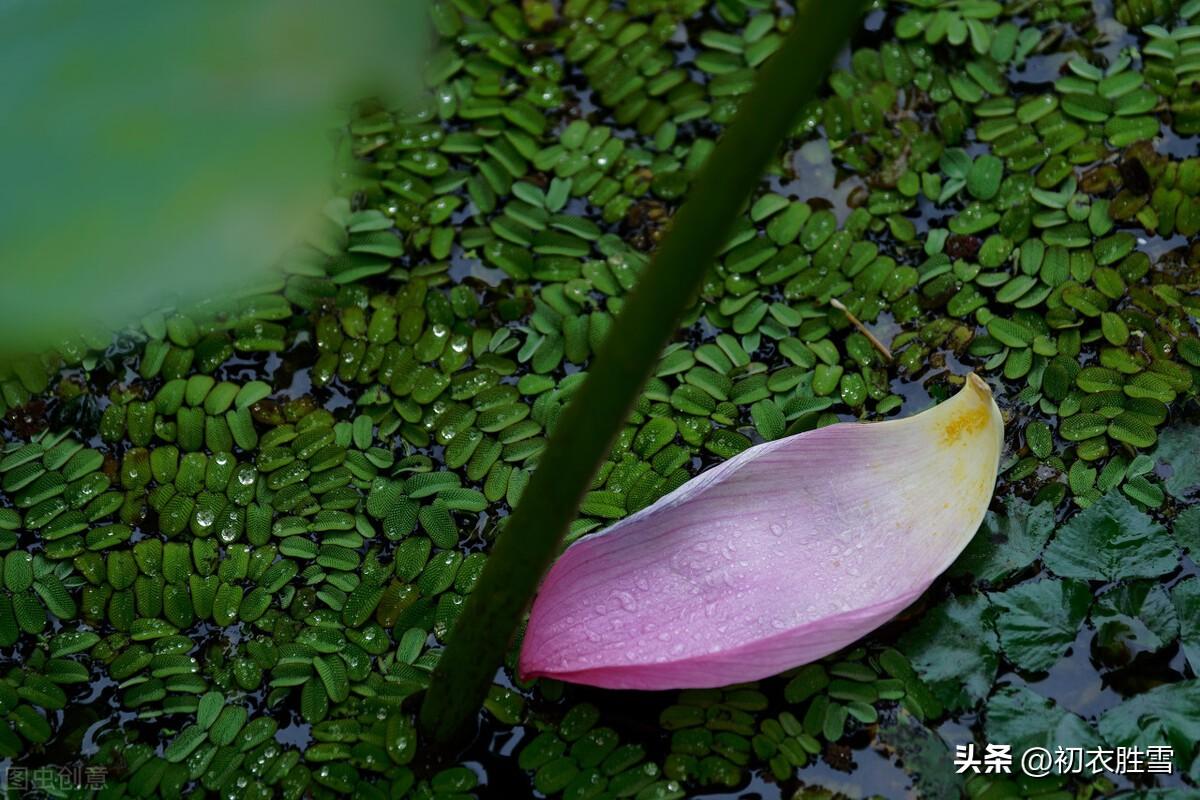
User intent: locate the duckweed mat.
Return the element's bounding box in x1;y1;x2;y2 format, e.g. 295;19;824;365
3;0;1200;797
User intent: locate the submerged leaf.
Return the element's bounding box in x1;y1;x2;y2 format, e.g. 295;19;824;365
900;593;1000;712
1093;581;1179;658
951;495;1055;584
877;709;965;799
986;686;1102;756
1172;578;1200;675
991;578;1090;672
520;375;1003;689
1153;423;1200;500
1098;680;1200;770
1042;492;1177;581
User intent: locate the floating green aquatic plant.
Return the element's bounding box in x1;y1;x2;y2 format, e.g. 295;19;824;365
0;0;1199;797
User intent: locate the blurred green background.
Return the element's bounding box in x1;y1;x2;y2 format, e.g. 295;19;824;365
0;0;428;356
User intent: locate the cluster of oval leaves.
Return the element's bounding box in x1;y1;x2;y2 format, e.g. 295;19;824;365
2;0;1200;798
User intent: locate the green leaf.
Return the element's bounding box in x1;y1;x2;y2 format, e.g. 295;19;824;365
237;718;278;752
1174;506;1200;557
750;400;786;440
386;714;418;766
0;0;428;354
939;148;972;180
383;497;420;540
1042;492;1177;581
19;675;68;710
991;578;1090;672
419;500;459;549
876;709;964;798
0;599;20;652
211;583;243;627
48;630;99;658
966;154;1003;200
899;593;999;712
987;317;1034;348
342;583;384;629
1171;578;1200;675
197;691;224;730
209;705;248;747
1153;424;1200;500
1099;681;1200;770
986;686;1102;757
3;552;33;593
314;655;350;703
164;724;207;763
37;576;78;621
1092;581;1179;659
952;496;1055;583
301;678;328;724
1108;413;1157;449
12;591;46;634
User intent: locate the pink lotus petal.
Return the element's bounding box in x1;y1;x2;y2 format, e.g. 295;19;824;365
520;374;1003;689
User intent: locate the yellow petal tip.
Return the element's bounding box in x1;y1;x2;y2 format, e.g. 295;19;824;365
941;374;999;446
966;371;991;399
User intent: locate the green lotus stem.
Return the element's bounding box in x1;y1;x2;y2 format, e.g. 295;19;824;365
419;0;870;742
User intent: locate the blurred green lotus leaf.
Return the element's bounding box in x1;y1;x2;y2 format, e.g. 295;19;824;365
0;0;428;355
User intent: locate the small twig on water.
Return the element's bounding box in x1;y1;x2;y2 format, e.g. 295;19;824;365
830;298;893;363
